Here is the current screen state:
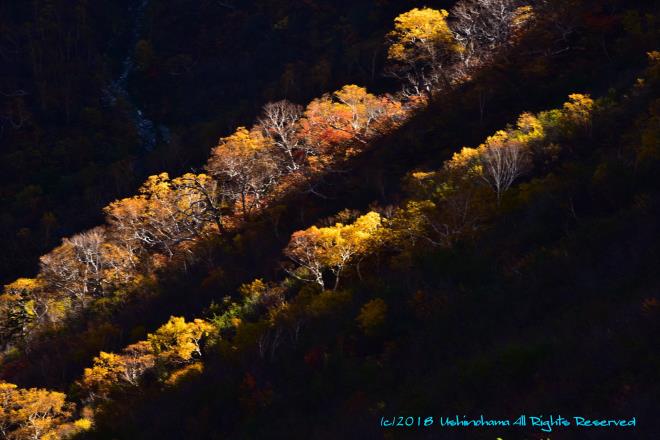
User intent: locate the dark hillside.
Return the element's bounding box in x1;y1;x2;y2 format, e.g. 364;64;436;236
0;0;427;285
8;0;653;391
0;1;658;439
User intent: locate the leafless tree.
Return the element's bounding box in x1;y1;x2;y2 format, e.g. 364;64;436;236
478;139;530;203
119;341;156;386
451;0;527;70
283;230;326;290
259;100;304;172
104;174;224;260
386;48;458;98
40;228;106;305
39;225;140;310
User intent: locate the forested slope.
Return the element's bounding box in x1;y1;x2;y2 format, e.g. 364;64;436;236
0;0;421;285
0;0;659;438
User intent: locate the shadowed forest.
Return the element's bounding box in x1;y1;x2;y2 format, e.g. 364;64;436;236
1;0;659;438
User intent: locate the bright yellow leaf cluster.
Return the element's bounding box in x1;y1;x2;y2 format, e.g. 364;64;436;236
148;316;214;364
562;93;594;128
388;8;456;63
0;382;73;440
285;212;382;290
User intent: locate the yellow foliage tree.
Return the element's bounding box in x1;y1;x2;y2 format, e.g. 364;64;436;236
562;93;594;135
387;8;460;93
0;278;45;344
388;8;456;63
443;130;532;204
284;212;382;290
80;352;127;401
445;147;482;177
0;382;73;440
79;340;156;403
515;112;545;143
164;362;204;387
386;147;494;251
333;85;403;143
147;316;214;365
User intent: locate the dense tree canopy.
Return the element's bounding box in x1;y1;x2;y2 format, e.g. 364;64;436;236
0;0;659;438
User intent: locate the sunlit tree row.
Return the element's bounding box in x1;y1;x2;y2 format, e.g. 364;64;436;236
0;3;551;437
0;0;539;360
386;0;534;96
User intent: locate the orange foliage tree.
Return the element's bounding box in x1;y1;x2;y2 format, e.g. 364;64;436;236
206;127;280;220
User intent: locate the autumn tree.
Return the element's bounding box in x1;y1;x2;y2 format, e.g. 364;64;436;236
0;277;74;351
40;228;103;305
135;173;214;250
451;0;533;70
333;85;404;142
79;341;156;403
38;227;137;308
284;212;382;290
119;341;157;386
283;228;327;288
39;239;89;307
436;94;591;202
476;130;532;203
386;164;490;250
14;388;71;439
298;94;355;158
0;382;73;440
386;100;570;253
259;100;305;172
104;173;218;258
560;93;595;136
298;86;403;159
103;195;151;259
206;127;280;220
80;317;214;403
80;352;127;402
171;173;227;233
147;316;214;366
0;382;17;437
0;279;44;347
387;8;461;95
